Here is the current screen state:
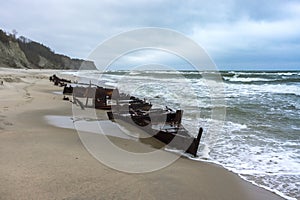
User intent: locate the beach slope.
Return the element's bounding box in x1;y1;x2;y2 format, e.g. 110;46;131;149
0;68;284;200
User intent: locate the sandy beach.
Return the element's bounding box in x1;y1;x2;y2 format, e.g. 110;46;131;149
0;68;285;200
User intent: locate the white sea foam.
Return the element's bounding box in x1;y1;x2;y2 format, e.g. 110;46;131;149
291;126;300;131
224;82;300;96
224;76;274;82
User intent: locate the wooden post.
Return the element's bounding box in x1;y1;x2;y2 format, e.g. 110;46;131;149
85;97;89;107
186;127;203;157
175;110;183;127
85;81;92;107
193;127;203;157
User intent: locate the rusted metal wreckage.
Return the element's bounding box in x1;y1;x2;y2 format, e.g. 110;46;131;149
107;107;202;157
62;83;117;110
49;74;71;87
51;75;203;157
49;74;115;109
62;81;152;111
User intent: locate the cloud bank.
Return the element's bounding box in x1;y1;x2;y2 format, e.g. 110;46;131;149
1;0;300;70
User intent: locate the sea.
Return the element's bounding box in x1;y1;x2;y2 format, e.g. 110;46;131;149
62;70;300;200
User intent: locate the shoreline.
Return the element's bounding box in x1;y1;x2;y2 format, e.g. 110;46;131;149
45;114;296;200
0;68;286;200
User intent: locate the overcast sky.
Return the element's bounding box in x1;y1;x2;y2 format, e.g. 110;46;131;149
1;0;300;70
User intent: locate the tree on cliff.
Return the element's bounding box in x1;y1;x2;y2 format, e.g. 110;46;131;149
0;29;10;44
0;28;96;69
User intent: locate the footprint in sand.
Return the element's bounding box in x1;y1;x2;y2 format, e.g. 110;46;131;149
3;121;13;126
25;93;31;99
0;115;7;129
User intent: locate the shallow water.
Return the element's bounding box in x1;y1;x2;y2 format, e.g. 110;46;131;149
45;115;136;140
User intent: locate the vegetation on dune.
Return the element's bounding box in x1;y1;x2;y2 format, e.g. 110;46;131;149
0;28;96;69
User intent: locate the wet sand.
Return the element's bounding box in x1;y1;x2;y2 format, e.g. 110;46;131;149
0;68;285;200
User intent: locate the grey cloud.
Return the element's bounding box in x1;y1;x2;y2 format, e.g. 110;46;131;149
1;0;299;69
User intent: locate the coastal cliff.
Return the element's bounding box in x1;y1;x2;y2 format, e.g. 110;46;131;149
0;29;96;70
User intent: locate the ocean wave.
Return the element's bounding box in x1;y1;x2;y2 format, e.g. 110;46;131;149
67;69;300;200
239;174;298;200
224;82;300;97
189;152;299;200
221;70;300;85
223;76;300;84
223;76;274;82
222;71;300;77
